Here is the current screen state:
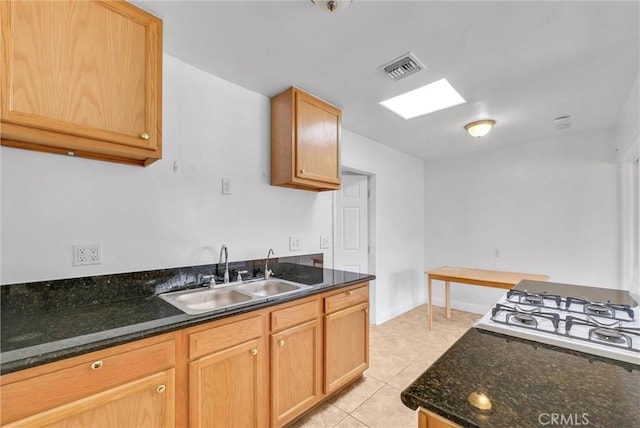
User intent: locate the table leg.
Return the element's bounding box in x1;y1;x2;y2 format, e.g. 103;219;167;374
445;281;451;319
428;275;433;330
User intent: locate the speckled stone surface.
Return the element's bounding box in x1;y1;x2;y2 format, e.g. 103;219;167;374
401;328;640;428
1;255;374;375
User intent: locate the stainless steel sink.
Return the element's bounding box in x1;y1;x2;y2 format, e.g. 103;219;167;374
236;279;310;297
158;279;311;315
159;287;255;315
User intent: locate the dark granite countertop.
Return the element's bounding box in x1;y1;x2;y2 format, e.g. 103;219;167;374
401;328;640;428
1;258;374;375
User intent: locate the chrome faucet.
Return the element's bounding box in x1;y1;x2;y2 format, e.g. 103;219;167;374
265;248;275;279
219;244;229;283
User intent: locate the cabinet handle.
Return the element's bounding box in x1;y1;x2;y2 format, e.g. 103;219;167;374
347;291;353;296
156;384;166;394
91;360;103;370
300;169;305;174
251;348;258;356
140;133;150;140
278;339;285;347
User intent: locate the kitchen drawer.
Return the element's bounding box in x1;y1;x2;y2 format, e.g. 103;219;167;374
324;285;369;314
271;300;321;332
189;315;262;359
0;339;174;424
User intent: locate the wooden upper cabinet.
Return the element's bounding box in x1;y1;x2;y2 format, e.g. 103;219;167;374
0;0;162;166
271;87;341;191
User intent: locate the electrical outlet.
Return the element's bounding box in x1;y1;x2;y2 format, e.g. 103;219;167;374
289;236;301;251
73;244;102;266
320;236;330;249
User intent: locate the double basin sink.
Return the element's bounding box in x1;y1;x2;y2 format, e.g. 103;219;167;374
159;278;311;315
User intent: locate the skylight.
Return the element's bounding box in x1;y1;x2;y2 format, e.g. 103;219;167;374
379;78;466;119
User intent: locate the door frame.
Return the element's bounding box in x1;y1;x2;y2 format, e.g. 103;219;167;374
333;167;376;324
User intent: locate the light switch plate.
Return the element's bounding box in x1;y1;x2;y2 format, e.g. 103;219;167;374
222;178;232;195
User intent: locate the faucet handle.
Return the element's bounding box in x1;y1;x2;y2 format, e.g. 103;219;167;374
265;269;273;280
201;274;216;286
236;270;249;282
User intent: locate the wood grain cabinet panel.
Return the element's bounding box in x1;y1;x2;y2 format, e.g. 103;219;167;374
418;408;461;428
5;370;174;428
271;86;341;191
0;337;175;427
271;318;323;427
189;337;265;428
324;301;369;394
0;0;162;166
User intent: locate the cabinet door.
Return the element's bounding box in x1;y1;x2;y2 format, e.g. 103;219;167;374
0;0;161;161
271;319;323;427
295;90;341;186
419;408;461;428
324;302;369;394
6;370;174;428
189;338;265;428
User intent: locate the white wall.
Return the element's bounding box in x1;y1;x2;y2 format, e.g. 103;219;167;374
0;54;334;284
341;129;425;324
1;54;428;326
424;129;620;314
616;76;640;302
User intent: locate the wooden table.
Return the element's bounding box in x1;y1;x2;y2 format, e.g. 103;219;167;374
425;266;549;330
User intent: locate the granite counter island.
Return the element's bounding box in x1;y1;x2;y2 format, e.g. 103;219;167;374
401;328;640;428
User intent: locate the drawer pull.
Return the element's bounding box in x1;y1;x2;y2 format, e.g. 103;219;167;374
278;339;285;347
251;348;258;356
156;384;166;394
347;291;353;296
140;133;150;140
91;360;103;370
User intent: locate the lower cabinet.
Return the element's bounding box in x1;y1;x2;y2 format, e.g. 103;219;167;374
187;316;266;428
0;337;175;427
418;408;460;428
269;298;323;427
324;301;369;394
0;282;370;428
7;370;174;428
271;319;322;427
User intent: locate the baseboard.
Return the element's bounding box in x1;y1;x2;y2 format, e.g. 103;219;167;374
374;297;491;325
429;297;489;315
375;300;421;325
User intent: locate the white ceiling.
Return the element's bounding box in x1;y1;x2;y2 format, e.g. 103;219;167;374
134;0;640;160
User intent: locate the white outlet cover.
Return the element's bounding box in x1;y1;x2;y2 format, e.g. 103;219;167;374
73;244;102;266
320;236;330;249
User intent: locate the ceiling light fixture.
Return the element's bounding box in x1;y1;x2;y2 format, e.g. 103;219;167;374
464;120;496;138
310;0;353;12
380;79;466;119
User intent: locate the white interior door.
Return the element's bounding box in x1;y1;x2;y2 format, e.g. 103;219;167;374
335;174;368;274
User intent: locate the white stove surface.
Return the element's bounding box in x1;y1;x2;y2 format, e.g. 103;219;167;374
475;294;640;366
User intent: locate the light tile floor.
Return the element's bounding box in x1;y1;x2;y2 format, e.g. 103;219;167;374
288;305;480;428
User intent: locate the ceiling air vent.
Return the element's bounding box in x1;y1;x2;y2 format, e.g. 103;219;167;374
380;52;425;81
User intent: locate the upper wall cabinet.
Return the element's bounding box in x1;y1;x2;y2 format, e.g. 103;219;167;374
271;87;341;191
0;0;162;166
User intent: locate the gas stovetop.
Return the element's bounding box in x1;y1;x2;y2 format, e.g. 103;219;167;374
475;281;640;365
